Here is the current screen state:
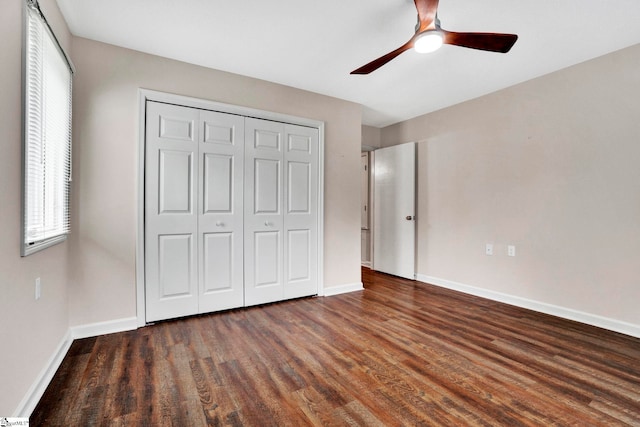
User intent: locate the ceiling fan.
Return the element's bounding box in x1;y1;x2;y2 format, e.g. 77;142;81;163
351;0;518;74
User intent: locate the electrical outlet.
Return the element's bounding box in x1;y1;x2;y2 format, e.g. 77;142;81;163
35;277;41;300
485;243;493;256
508;245;516;257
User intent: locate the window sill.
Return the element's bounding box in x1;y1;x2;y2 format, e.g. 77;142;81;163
22;234;68;257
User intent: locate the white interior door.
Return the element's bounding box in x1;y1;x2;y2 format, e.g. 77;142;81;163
283;124;318;299
145;101;200;322
373;142;416;280
198;110;245;312
244;118;285;306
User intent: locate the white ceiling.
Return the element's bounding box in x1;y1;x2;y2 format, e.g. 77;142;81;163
56;0;640;128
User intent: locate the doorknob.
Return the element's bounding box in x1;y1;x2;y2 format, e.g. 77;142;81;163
406;215;414;221
264;221;272;227
215;221;224;227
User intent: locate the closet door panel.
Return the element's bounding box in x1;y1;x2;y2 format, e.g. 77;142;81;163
159;151;193;213
287;229;310;282
288;161;310;213
198;110;245;313
158;234;194;297
203;154;233;213
254;159;280;213
244;118;285;306
254;231;281;286
284;125;319;299
145;101;200;322
202;232;233;291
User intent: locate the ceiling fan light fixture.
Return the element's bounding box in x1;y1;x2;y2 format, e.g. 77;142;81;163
414;31;443;53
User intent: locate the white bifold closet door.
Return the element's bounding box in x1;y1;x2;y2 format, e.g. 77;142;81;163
145;102;245;322
145;102;318;322
198;109;245;313
244;118;319;306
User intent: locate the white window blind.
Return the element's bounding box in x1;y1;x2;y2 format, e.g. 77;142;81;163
22;2;73;256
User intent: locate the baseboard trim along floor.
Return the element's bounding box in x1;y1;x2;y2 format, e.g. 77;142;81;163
16;317;138;417
417;274;640;339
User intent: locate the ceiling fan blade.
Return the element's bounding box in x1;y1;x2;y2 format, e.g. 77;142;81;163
351;40;414;75
442;30;518;53
414;0;439;30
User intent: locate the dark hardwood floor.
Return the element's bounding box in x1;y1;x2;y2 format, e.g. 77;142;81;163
33;268;640;426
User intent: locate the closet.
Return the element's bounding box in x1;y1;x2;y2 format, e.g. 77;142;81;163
144;101;319;322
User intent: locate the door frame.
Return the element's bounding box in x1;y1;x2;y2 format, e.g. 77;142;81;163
136;89;325;327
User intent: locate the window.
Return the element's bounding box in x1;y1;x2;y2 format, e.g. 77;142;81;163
22;0;74;256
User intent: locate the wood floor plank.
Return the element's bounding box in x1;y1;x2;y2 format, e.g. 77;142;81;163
32;268;640;426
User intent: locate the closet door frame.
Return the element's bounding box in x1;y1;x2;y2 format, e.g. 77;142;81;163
136;89;325;327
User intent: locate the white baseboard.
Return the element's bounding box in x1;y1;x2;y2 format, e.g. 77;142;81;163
70;316;138;340
13;330;73;417
417;274;640;339
323;282;364;297
16;317;139;417
361;261;372;268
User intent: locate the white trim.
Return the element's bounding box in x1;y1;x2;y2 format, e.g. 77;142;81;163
136;91;146;327
22;235;68;257
139;89;323;128
368;150;375;269
70;317;138;340
317;122;325;298
417;274;640;339
323;282;364;297
13;330;72;417
136;89;325;324
361;261;372;268
15;316;139;417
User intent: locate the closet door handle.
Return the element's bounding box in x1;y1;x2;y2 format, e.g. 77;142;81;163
264;221;272;227
216;221;225;227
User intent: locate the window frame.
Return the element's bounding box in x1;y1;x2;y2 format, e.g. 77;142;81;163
21;0;75;256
